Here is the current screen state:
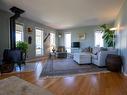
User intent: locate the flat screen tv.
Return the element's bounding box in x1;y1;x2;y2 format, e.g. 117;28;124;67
71;42;80;48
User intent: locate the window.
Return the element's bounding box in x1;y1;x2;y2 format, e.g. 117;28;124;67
64;33;71;53
16;24;24;43
35;28;44;56
95;31;104;47
50;32;56;52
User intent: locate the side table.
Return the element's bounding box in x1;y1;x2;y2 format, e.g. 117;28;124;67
106;54;123;72
50;52;56;59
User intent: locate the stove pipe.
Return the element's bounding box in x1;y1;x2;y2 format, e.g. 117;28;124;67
10;6;24;49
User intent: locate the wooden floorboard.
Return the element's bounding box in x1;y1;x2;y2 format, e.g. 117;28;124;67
0;60;127;95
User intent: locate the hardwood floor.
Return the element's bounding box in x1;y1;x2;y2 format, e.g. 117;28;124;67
0;61;127;95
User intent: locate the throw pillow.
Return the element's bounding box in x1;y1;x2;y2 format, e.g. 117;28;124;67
92;47;100;55
100;47;107;51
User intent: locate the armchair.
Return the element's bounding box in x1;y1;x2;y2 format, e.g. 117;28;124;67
55;46;67;58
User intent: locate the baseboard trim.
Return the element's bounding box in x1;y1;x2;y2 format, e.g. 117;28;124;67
42;71;110;79
124;72;127;76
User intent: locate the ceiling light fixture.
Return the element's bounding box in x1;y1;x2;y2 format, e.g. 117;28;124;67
110;27;117;31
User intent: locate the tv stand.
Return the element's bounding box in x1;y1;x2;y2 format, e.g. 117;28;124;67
71;48;80;53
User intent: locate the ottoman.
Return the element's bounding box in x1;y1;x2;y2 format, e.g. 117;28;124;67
73;53;91;64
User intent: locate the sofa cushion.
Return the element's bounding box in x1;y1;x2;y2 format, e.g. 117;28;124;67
92;47;100;55
100;47;107;51
107;47;114;51
82;48;89;52
92;54;98;59
82;47;92;53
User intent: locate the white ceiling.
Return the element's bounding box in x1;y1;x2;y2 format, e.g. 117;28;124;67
0;0;124;29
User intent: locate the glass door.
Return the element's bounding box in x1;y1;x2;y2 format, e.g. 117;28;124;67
95;31;104;47
35;28;44;56
64;33;71;53
16;23;24;43
50;32;56;52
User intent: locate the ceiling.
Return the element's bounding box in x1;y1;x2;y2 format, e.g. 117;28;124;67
0;0;124;30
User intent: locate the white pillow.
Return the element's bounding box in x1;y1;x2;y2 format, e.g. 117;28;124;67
92;47;100;55
107;47;114;51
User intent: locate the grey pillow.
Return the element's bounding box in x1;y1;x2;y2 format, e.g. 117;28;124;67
100;47;107;51
92;47;100;54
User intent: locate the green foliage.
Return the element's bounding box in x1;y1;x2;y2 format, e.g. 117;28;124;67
99;24;115;47
16;41;28;53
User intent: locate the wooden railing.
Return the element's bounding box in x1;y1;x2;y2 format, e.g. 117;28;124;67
44;33;50;43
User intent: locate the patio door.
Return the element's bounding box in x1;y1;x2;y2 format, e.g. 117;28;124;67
64;33;71;53
15;23;24;43
35;28;44;56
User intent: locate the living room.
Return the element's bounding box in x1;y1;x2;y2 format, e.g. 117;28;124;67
0;0;127;95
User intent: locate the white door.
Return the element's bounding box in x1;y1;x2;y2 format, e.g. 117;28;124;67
35;28;44;56
50;32;56;52
16;23;24;43
64;33;71;53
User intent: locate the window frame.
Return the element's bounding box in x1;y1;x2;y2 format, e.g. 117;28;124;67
94;30;104;47
35;27;44;56
15;23;24;43
50;32;56;52
64;32;71;53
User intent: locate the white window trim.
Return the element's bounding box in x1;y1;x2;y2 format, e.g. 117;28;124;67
64;32;71;53
95;30;104;47
16;23;24;42
50;32;56;52
35;27;44;56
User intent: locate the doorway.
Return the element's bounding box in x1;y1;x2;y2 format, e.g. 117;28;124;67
35;28;44;56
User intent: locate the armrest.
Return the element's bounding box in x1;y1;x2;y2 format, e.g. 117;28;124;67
98;50;117;64
98;50;117;57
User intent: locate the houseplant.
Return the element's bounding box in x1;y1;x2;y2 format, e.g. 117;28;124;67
16;41;28;62
99;24;115;47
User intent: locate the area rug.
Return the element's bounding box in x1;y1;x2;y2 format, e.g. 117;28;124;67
14;62;42;73
40;58;108;78
0;76;54;95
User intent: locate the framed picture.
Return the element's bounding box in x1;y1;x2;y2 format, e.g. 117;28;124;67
78;32;85;40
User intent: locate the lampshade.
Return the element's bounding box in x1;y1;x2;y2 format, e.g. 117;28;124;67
58;34;62;37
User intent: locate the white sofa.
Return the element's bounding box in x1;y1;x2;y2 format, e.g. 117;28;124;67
73;53;91;64
92;47;117;67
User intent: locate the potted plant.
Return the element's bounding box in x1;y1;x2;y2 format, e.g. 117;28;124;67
99;24;115;47
16;41;28;63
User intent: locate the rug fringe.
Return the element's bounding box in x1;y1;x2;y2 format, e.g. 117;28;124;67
41;71;110;79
